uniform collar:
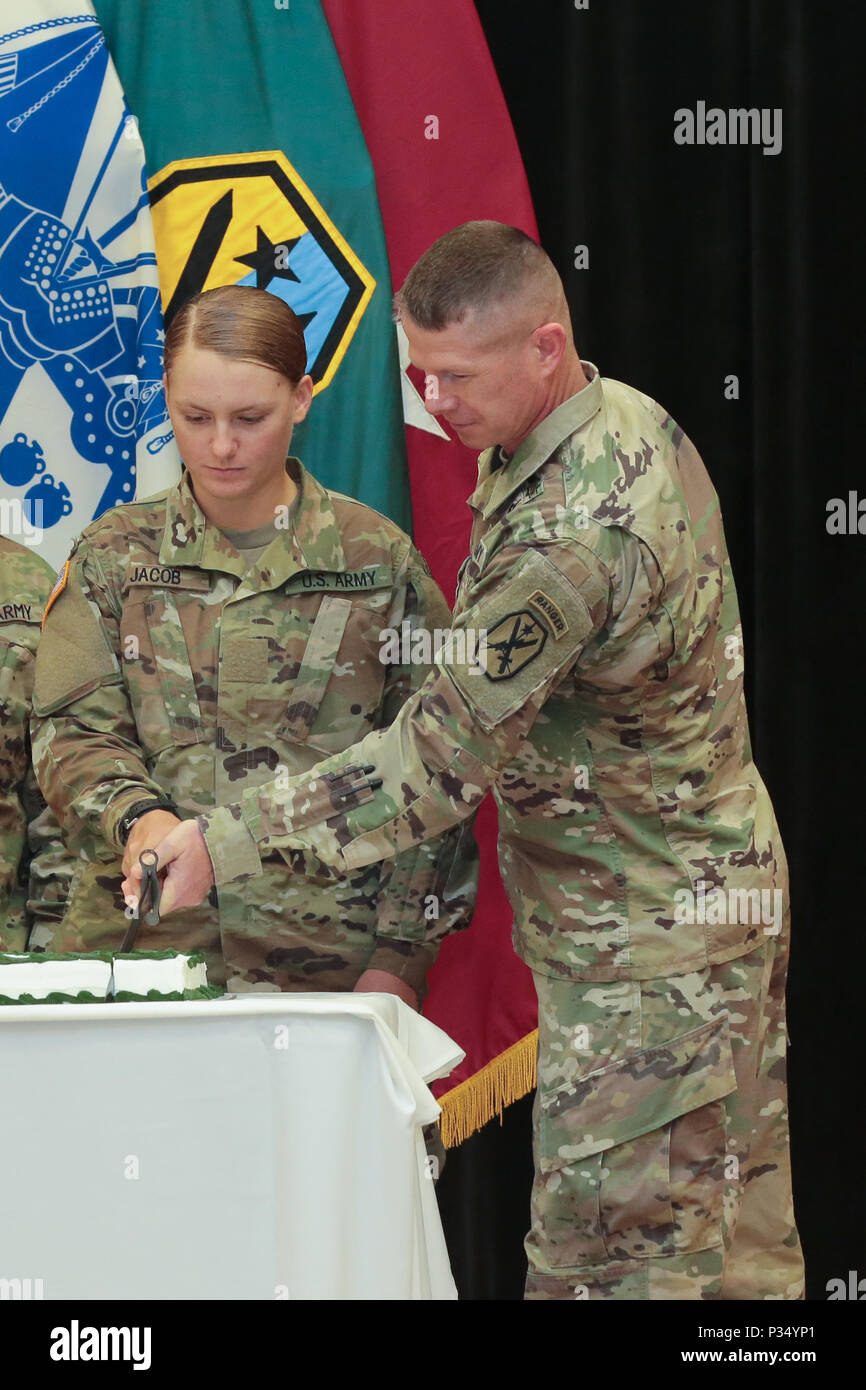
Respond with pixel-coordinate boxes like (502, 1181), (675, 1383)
(159, 458), (346, 584)
(469, 361), (603, 519)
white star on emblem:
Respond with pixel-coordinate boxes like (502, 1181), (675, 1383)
(396, 322), (448, 439)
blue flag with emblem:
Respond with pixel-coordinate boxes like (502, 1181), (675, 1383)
(0, 1), (174, 571)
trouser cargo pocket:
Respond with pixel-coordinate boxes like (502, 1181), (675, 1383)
(534, 1013), (738, 1268)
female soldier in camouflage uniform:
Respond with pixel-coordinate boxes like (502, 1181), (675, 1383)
(30, 285), (477, 1003)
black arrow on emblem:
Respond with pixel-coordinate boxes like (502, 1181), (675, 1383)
(164, 189), (234, 327)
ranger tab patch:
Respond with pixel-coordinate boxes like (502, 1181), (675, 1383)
(527, 589), (569, 640)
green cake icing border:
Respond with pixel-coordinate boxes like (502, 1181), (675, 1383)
(112, 984), (224, 1002)
(0, 991), (108, 1005)
(0, 985), (224, 1005)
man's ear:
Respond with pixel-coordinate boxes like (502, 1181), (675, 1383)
(532, 322), (568, 375)
(162, 371), (169, 398)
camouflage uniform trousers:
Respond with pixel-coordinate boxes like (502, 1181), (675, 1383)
(524, 913), (805, 1299)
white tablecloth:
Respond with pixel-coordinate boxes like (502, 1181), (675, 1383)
(0, 992), (464, 1299)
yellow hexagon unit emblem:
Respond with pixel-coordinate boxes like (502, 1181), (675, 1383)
(148, 150), (375, 394)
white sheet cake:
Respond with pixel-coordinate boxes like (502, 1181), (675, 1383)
(0, 950), (222, 1004)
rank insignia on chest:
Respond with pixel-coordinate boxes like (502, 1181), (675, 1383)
(482, 610), (548, 680)
(506, 476), (544, 512)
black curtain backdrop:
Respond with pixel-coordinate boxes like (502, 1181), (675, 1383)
(435, 0), (864, 1301)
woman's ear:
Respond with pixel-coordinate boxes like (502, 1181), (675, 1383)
(293, 374), (314, 423)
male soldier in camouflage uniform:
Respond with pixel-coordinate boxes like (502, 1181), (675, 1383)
(0, 535), (73, 951)
(134, 224), (805, 1300)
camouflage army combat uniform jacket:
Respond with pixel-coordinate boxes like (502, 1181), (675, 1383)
(0, 536), (73, 950)
(199, 364), (787, 986)
(30, 460), (478, 991)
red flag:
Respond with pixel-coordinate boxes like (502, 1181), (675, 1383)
(322, 0), (540, 1143)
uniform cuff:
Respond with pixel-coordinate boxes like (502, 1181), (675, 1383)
(367, 937), (438, 994)
(199, 804), (263, 885)
(103, 790), (164, 854)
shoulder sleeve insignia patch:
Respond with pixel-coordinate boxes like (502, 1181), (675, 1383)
(483, 610), (548, 681)
(439, 546), (604, 729)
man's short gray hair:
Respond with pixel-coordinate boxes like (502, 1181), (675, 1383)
(395, 221), (559, 331)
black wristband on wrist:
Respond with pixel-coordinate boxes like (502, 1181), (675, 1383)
(117, 799), (180, 846)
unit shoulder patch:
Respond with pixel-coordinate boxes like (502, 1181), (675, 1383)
(483, 610), (548, 681)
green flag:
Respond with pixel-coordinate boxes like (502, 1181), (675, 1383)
(92, 0), (410, 528)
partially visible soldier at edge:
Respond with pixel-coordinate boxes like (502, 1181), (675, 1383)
(0, 535), (73, 952)
(138, 223), (805, 1301)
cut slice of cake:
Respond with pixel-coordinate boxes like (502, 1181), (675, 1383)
(109, 950), (223, 1001)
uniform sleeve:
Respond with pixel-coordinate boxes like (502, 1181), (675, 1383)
(0, 635), (36, 950)
(30, 545), (166, 858)
(200, 538), (610, 884)
(366, 545), (480, 991)
(20, 765), (75, 942)
(0, 601), (74, 951)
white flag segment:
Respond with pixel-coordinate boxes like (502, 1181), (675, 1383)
(0, 1), (180, 572)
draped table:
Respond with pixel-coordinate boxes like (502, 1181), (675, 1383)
(0, 992), (463, 1299)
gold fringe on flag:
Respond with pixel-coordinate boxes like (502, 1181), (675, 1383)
(437, 1029), (538, 1148)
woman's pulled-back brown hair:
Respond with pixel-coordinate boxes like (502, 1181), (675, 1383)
(163, 284), (308, 385)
